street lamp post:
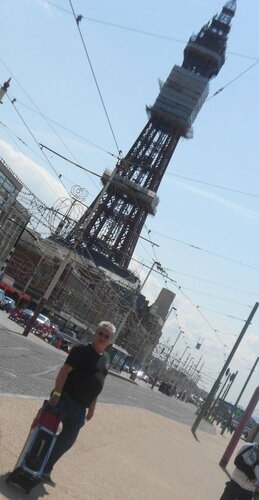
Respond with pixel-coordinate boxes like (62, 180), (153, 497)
(213, 371), (238, 425)
(112, 260), (161, 343)
(156, 330), (185, 379)
(191, 302), (259, 436)
(208, 370), (232, 421)
(221, 356), (259, 435)
(173, 345), (190, 372)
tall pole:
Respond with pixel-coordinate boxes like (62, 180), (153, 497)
(177, 360), (195, 395)
(112, 260), (160, 343)
(220, 373), (237, 403)
(220, 386), (259, 468)
(208, 371), (232, 421)
(214, 371), (238, 424)
(191, 302), (259, 435)
(172, 351), (191, 388)
(175, 346), (190, 369)
(23, 256), (44, 293)
(23, 162), (122, 336)
(221, 357), (259, 435)
(156, 331), (185, 379)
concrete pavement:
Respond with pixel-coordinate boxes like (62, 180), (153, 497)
(0, 311), (235, 498)
(0, 395), (235, 500)
(0, 310), (136, 385)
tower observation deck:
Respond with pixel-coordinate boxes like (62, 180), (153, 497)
(67, 1), (236, 271)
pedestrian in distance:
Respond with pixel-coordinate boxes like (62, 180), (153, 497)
(220, 442), (259, 500)
(40, 321), (115, 487)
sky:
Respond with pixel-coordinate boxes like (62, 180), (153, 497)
(0, 0), (258, 412)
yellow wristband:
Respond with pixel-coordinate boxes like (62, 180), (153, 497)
(53, 391), (61, 397)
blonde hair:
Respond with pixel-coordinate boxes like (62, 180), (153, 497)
(96, 321), (116, 337)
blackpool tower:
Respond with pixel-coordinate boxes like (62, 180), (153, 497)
(67, 1), (236, 271)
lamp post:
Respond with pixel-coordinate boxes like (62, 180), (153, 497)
(191, 302), (259, 436)
(208, 369), (232, 421)
(112, 260), (161, 343)
(174, 345), (190, 371)
(221, 357), (259, 435)
(156, 330), (185, 379)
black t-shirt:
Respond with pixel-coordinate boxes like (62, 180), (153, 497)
(63, 344), (110, 408)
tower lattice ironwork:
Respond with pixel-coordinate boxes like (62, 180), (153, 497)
(67, 1), (236, 270)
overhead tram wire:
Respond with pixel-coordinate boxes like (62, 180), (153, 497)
(180, 287), (251, 309)
(144, 224), (170, 290)
(0, 120), (63, 172)
(68, 0), (120, 155)
(127, 249), (229, 349)
(150, 230), (259, 273)
(0, 124), (62, 208)
(10, 133), (257, 306)
(7, 96), (117, 160)
(0, 57), (102, 189)
(162, 270), (228, 349)
(163, 265), (259, 298)
(207, 60), (259, 102)
(6, 111), (259, 282)
(40, 143), (102, 179)
(2, 108), (243, 347)
(150, 261), (229, 348)
(0, 119), (88, 197)
(167, 172), (259, 200)
(42, 0), (259, 62)
(195, 306), (246, 322)
(28, 144), (259, 302)
(65, 10), (259, 105)
(38, 147), (259, 301)
(6, 94), (71, 197)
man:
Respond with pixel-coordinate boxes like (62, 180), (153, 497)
(220, 442), (259, 500)
(41, 321), (116, 486)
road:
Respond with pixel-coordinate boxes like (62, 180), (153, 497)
(0, 314), (214, 434)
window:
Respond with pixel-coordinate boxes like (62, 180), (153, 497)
(0, 171), (6, 185)
(2, 178), (15, 193)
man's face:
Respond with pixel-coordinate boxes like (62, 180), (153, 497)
(93, 327), (113, 350)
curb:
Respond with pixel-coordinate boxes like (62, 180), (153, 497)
(108, 370), (138, 385)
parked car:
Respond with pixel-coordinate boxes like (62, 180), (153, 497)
(0, 289), (6, 308)
(4, 296), (16, 312)
(37, 314), (51, 327)
(22, 308), (34, 320)
(9, 308), (24, 323)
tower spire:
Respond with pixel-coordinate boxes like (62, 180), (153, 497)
(183, 1), (236, 79)
(224, 1), (237, 14)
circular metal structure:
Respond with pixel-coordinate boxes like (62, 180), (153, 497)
(70, 185), (88, 201)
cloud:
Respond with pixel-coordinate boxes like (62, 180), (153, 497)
(0, 139), (70, 206)
(173, 179), (259, 223)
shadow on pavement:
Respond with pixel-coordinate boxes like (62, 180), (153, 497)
(191, 429), (200, 442)
(219, 466), (232, 479)
(0, 473), (49, 498)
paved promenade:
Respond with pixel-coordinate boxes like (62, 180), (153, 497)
(0, 311), (235, 499)
(0, 395), (234, 500)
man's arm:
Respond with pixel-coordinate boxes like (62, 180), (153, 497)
(49, 364), (73, 406)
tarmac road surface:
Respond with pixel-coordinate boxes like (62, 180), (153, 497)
(0, 322), (214, 434)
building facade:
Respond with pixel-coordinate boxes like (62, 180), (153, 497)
(0, 158), (30, 271)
